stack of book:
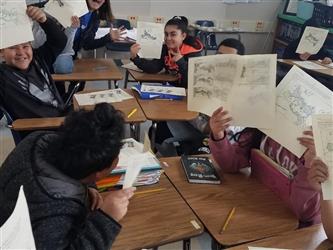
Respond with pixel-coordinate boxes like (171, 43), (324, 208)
(96, 138), (162, 191)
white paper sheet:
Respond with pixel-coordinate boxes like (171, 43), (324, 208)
(262, 66), (333, 158)
(44, 0), (88, 28)
(0, 186), (36, 249)
(296, 26), (329, 55)
(293, 60), (328, 70)
(188, 54), (276, 129)
(121, 62), (143, 72)
(312, 114), (333, 200)
(74, 89), (133, 106)
(136, 21), (164, 59)
(95, 27), (110, 39)
(0, 0), (34, 49)
(141, 84), (186, 96)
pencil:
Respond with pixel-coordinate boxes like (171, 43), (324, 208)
(134, 188), (166, 196)
(127, 108), (137, 118)
(220, 207), (236, 233)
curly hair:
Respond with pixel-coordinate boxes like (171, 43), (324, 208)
(47, 103), (125, 179)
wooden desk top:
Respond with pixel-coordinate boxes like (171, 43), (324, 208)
(12, 117), (65, 131)
(52, 59), (123, 81)
(134, 92), (198, 121)
(111, 174), (204, 250)
(128, 69), (178, 83)
(73, 89), (146, 123)
(278, 59), (333, 78)
(161, 156), (298, 247)
(228, 224), (333, 250)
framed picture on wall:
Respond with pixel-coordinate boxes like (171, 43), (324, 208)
(283, 0), (298, 15)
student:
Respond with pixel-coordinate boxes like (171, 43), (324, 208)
(209, 107), (321, 226)
(130, 16), (204, 88)
(0, 103), (135, 249)
(307, 157), (333, 241)
(159, 39), (245, 156)
(283, 18), (333, 64)
(0, 6), (67, 120)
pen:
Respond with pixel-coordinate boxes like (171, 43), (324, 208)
(134, 188), (166, 196)
(220, 207), (236, 234)
(127, 108), (137, 118)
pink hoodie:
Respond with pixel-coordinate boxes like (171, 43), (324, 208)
(209, 130), (321, 225)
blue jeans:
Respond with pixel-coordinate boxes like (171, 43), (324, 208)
(53, 54), (74, 74)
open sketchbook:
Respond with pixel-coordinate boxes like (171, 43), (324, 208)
(261, 66), (332, 158)
(0, 0), (34, 49)
(0, 186), (36, 249)
(74, 89), (133, 106)
(44, 0), (88, 28)
(312, 114), (333, 200)
(188, 54), (276, 129)
(296, 26), (329, 55)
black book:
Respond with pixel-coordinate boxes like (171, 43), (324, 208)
(181, 155), (221, 184)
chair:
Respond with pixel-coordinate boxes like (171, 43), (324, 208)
(195, 20), (218, 55)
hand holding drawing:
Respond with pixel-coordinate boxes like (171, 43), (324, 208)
(70, 16), (80, 29)
(26, 6), (47, 23)
(209, 107), (233, 141)
(299, 52), (312, 61)
(130, 43), (141, 59)
(322, 57), (333, 65)
(100, 187), (136, 222)
(169, 47), (183, 62)
(307, 157), (329, 191)
(88, 187), (103, 211)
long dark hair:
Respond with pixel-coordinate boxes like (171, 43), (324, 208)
(165, 16), (201, 49)
(231, 128), (264, 150)
(86, 0), (114, 21)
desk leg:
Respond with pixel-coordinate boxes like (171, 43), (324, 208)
(108, 80), (111, 89)
(114, 80), (119, 89)
(211, 239), (224, 250)
(183, 239), (191, 250)
(130, 123), (141, 141)
(124, 70), (129, 89)
(150, 121), (157, 151)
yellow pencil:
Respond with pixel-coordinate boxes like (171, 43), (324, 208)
(127, 108), (137, 118)
(220, 207), (236, 233)
(134, 188), (166, 196)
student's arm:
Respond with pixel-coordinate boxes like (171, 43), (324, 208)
(316, 47), (333, 63)
(208, 107), (252, 173)
(130, 44), (166, 73)
(175, 51), (202, 88)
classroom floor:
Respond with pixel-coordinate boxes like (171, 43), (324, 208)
(0, 57), (213, 250)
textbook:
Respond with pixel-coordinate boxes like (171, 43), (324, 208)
(132, 83), (186, 100)
(181, 155), (221, 184)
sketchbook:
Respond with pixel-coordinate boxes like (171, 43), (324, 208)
(188, 54), (277, 129)
(74, 89), (133, 106)
(296, 26), (329, 55)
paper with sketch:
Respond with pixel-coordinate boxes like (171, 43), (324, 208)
(0, 0), (34, 49)
(188, 54), (276, 129)
(141, 84), (186, 96)
(293, 60), (327, 70)
(74, 89), (133, 106)
(0, 186), (36, 249)
(248, 247), (290, 250)
(121, 62), (143, 72)
(136, 21), (164, 59)
(261, 66), (333, 158)
(44, 0), (88, 28)
(312, 114), (333, 200)
(122, 158), (142, 188)
(296, 26), (329, 55)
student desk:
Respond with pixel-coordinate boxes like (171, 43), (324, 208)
(52, 59), (123, 89)
(73, 89), (146, 141)
(11, 117), (65, 131)
(161, 156), (298, 249)
(228, 224), (333, 250)
(110, 174), (204, 250)
(124, 69), (178, 88)
(278, 59), (333, 78)
(134, 93), (198, 149)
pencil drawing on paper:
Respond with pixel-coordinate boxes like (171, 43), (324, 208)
(305, 32), (319, 47)
(0, 2), (26, 26)
(141, 29), (157, 40)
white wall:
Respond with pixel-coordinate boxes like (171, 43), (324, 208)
(110, 0), (284, 54)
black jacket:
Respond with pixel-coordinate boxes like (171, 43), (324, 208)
(0, 131), (121, 250)
(73, 12), (112, 57)
(0, 18), (67, 120)
(131, 39), (203, 88)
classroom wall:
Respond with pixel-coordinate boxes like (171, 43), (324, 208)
(110, 0), (284, 54)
